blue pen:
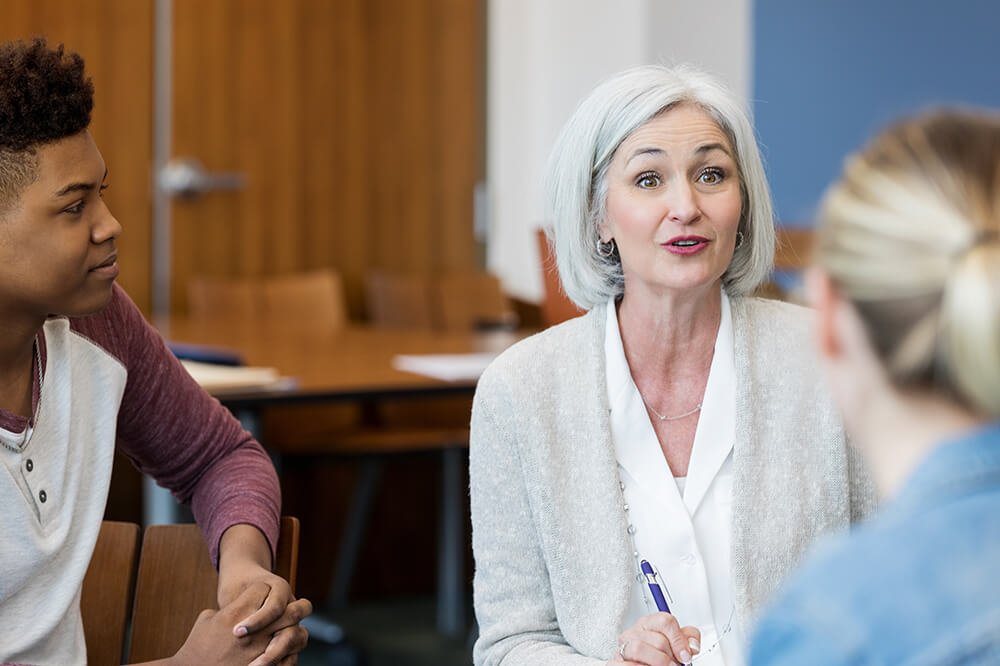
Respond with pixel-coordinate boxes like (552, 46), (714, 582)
(640, 559), (672, 613)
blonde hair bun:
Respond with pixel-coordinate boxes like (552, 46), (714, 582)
(817, 109), (1000, 417)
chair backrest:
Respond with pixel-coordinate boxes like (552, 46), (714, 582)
(431, 271), (515, 331)
(260, 269), (347, 329)
(535, 229), (582, 327)
(81, 521), (141, 666)
(365, 271), (436, 329)
(187, 276), (259, 320)
(128, 516), (300, 663)
(188, 270), (346, 329)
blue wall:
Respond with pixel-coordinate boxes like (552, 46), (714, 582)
(753, 0), (1000, 227)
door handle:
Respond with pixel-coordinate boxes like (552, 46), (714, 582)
(159, 157), (246, 198)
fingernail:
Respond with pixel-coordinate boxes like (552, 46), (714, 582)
(234, 624), (248, 637)
(689, 637), (701, 653)
(679, 649), (692, 662)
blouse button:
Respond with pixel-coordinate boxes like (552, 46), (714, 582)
(619, 481), (625, 491)
(39, 489), (47, 503)
(627, 524), (636, 535)
(623, 503), (630, 511)
(25, 459), (33, 472)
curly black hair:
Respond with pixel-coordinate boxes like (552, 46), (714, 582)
(0, 37), (94, 213)
(0, 37), (93, 151)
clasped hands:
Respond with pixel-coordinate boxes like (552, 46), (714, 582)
(612, 611), (701, 666)
(167, 562), (312, 665)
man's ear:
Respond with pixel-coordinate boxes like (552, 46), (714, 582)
(805, 266), (841, 358)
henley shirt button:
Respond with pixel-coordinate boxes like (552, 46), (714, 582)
(25, 459), (33, 472)
(39, 489), (47, 503)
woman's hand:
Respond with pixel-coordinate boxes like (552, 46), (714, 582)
(217, 525), (312, 666)
(613, 612), (701, 666)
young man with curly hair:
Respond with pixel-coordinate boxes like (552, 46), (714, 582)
(0, 38), (310, 665)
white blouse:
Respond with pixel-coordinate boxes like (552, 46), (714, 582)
(605, 292), (745, 665)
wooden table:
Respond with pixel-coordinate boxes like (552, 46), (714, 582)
(152, 319), (530, 638)
(162, 319), (524, 404)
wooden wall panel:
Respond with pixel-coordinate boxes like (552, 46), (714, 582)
(1, 1), (483, 319)
(299, 1), (339, 274)
(436, 0), (484, 269)
(329, 0), (370, 309)
(170, 0), (485, 318)
(0, 1), (154, 314)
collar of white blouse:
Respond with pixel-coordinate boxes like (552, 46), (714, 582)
(605, 291), (735, 516)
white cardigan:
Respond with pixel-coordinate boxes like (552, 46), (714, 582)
(469, 297), (875, 666)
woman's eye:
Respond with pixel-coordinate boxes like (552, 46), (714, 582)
(699, 168), (724, 185)
(636, 173), (660, 189)
(63, 202), (85, 215)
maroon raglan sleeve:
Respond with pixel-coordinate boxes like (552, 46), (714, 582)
(71, 284), (280, 566)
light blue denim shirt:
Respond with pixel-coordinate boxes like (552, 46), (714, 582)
(749, 421), (1000, 665)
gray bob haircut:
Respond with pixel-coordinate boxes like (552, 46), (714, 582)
(543, 64), (775, 310)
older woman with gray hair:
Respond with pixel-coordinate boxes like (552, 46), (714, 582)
(469, 64), (874, 666)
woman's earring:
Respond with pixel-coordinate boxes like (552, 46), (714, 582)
(735, 231), (745, 250)
(598, 237), (617, 258)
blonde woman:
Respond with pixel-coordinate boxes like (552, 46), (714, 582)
(470, 65), (874, 666)
(750, 110), (1000, 664)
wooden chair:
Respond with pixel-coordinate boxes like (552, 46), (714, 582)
(127, 516), (300, 663)
(187, 276), (259, 321)
(430, 271), (516, 331)
(535, 228), (583, 327)
(260, 270), (347, 329)
(188, 269), (346, 329)
(365, 271), (436, 329)
(366, 269), (515, 332)
(81, 521), (142, 666)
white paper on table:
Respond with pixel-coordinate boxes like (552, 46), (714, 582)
(180, 360), (294, 392)
(392, 352), (499, 382)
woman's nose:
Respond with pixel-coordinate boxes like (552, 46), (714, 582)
(664, 183), (701, 225)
